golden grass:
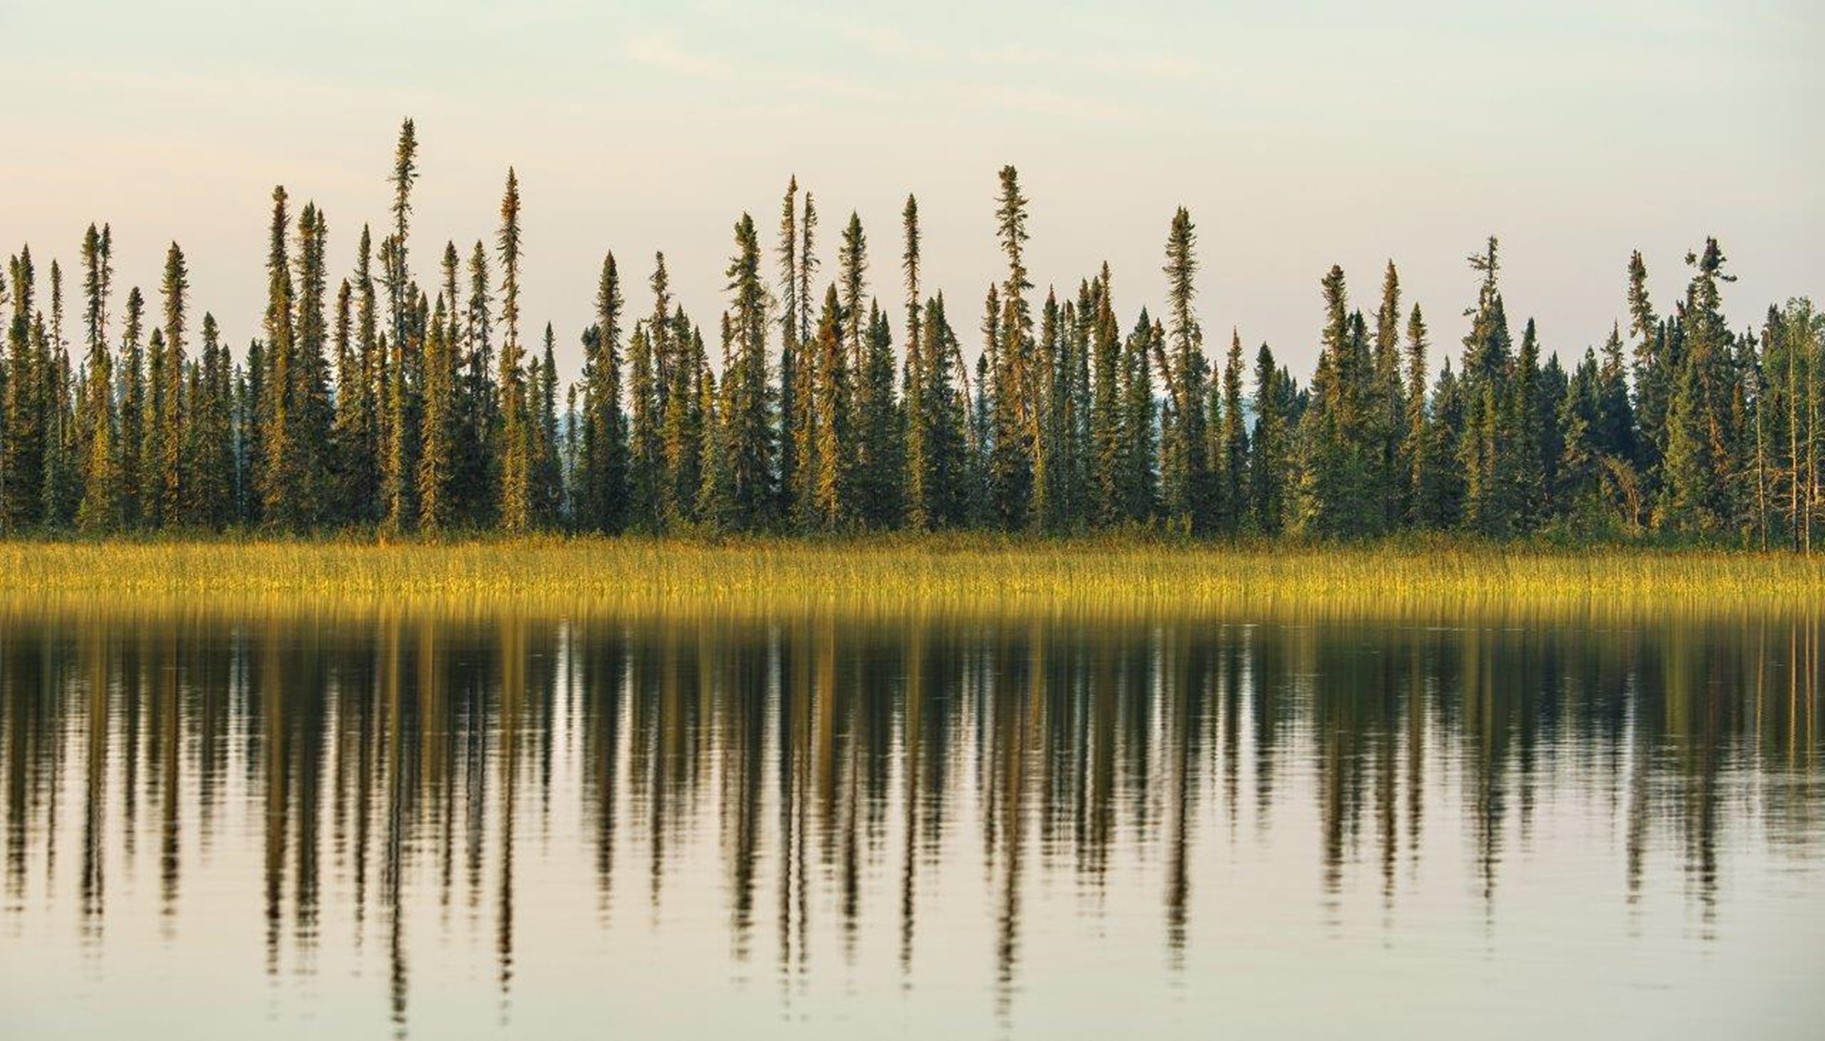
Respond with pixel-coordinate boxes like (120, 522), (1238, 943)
(1, 535), (1819, 623)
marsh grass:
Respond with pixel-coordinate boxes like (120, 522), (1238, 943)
(3, 534), (1819, 624)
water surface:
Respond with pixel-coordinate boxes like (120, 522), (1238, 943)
(2, 608), (1821, 1038)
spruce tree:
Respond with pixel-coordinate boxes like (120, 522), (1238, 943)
(917, 293), (969, 529)
(330, 276), (363, 523)
(1089, 267), (1124, 527)
(810, 285), (851, 529)
(293, 204), (333, 524)
(1121, 311), (1159, 524)
(992, 167), (1040, 529)
(1401, 305), (1434, 527)
(1457, 238), (1516, 534)
(1370, 261), (1407, 530)
(1219, 330), (1248, 533)
(1660, 238), (1736, 533)
(581, 251), (627, 532)
(534, 324), (562, 525)
(627, 319), (661, 532)
(1626, 250), (1667, 487)
(3, 248), (44, 530)
(659, 316), (706, 529)
(903, 195), (930, 529)
(387, 118), (419, 366)
(259, 187), (298, 528)
(696, 316), (734, 529)
(1158, 207), (1210, 531)
(149, 242), (188, 527)
(1250, 342), (1287, 534)
(118, 286), (146, 528)
(417, 294), (455, 531)
(190, 312), (235, 529)
(776, 178), (801, 520)
(723, 214), (774, 528)
(985, 282), (1030, 528)
(76, 225), (117, 532)
(460, 239), (494, 524)
(496, 167), (531, 533)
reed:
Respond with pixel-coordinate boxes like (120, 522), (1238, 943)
(3, 535), (1819, 623)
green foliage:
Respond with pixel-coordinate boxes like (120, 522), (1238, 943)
(6, 120), (1817, 552)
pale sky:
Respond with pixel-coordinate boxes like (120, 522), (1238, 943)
(2, 0), (1819, 380)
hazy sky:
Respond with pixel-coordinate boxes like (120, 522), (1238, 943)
(3, 0), (1819, 379)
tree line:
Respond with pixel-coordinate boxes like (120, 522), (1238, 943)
(2, 120), (1820, 546)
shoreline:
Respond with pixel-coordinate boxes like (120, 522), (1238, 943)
(5, 537), (1821, 620)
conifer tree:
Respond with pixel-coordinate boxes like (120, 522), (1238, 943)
(660, 317), (706, 529)
(41, 262), (80, 526)
(460, 240), (494, 524)
(1401, 305), (1435, 527)
(189, 311), (235, 529)
(788, 305), (821, 531)
(626, 318), (661, 533)
(1511, 317), (1546, 525)
(1090, 268), (1125, 526)
(149, 241), (188, 526)
(1250, 342), (1287, 534)
(77, 225), (117, 532)
(723, 214), (774, 528)
(1660, 238), (1736, 532)
(1121, 311), (1159, 524)
(916, 293), (969, 529)
(418, 294), (456, 531)
(330, 275), (363, 523)
(776, 178), (801, 519)
(118, 286), (146, 529)
(293, 205), (333, 523)
(985, 282), (1029, 528)
(496, 167), (531, 533)
(810, 285), (851, 529)
(3, 248), (44, 530)
(992, 167), (1039, 529)
(1457, 238), (1516, 534)
(903, 195), (931, 529)
(387, 118), (419, 364)
(861, 302), (902, 527)
(1626, 251), (1667, 487)
(1157, 207), (1210, 531)
(580, 251), (627, 532)
(1219, 329), (1248, 532)
(259, 187), (299, 527)
(1370, 261), (1407, 530)
(1294, 265), (1374, 536)
(697, 316), (734, 529)
(534, 324), (563, 525)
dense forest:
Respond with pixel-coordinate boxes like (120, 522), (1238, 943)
(2, 120), (1820, 546)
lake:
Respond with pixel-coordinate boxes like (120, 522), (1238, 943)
(2, 607), (1821, 1038)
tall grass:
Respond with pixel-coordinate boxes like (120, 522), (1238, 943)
(3, 535), (1819, 623)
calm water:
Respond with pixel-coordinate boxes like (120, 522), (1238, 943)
(2, 609), (1822, 1039)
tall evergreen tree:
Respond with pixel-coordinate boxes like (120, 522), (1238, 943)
(496, 167), (531, 533)
(1090, 267), (1125, 527)
(580, 251), (627, 532)
(1157, 207), (1210, 530)
(418, 294), (456, 531)
(776, 177), (802, 521)
(3, 248), (44, 530)
(1401, 305), (1437, 527)
(76, 225), (117, 532)
(722, 214), (774, 528)
(1660, 238), (1737, 532)
(1218, 329), (1248, 533)
(810, 285), (852, 529)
